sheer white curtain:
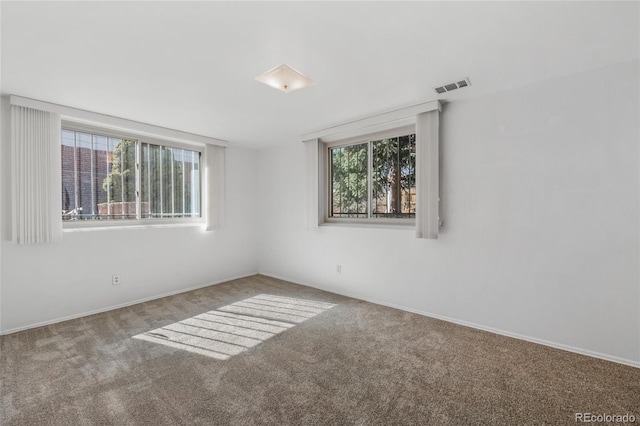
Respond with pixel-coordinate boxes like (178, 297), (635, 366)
(204, 144), (225, 231)
(415, 109), (440, 239)
(11, 105), (62, 244)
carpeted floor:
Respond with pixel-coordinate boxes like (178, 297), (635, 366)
(1, 274), (638, 425)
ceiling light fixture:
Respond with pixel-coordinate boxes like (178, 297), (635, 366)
(255, 64), (314, 94)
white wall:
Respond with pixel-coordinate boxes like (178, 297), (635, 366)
(257, 60), (640, 366)
(0, 100), (259, 332)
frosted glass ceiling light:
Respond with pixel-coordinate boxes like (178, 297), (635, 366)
(255, 64), (314, 93)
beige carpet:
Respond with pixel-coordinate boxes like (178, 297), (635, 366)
(1, 275), (638, 425)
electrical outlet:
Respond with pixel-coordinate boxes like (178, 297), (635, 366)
(112, 275), (121, 285)
(336, 264), (342, 274)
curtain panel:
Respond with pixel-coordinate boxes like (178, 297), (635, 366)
(415, 109), (440, 239)
(205, 144), (226, 231)
(304, 138), (320, 229)
(11, 105), (63, 244)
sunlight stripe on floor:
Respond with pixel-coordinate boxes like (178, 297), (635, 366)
(133, 294), (336, 359)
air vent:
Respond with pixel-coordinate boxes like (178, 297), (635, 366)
(434, 77), (471, 94)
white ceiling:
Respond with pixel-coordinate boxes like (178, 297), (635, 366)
(2, 1), (638, 148)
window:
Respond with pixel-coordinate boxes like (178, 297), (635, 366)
(306, 101), (439, 236)
(327, 128), (416, 222)
(140, 142), (201, 219)
(61, 125), (201, 223)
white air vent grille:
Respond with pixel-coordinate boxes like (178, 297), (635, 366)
(434, 78), (471, 94)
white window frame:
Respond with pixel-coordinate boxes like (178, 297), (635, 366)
(61, 121), (205, 230)
(321, 125), (416, 226)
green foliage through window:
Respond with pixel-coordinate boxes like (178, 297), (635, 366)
(329, 133), (416, 219)
(331, 143), (368, 217)
(372, 134), (416, 218)
(140, 143), (200, 218)
(102, 139), (136, 206)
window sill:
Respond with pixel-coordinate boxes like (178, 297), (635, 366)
(320, 219), (415, 230)
(63, 220), (205, 232)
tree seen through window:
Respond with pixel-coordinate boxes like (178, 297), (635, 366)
(329, 133), (416, 219)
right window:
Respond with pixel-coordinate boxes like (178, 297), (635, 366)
(328, 130), (416, 222)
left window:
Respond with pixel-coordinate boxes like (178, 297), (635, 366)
(61, 125), (201, 223)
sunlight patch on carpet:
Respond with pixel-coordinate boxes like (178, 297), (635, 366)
(133, 294), (336, 359)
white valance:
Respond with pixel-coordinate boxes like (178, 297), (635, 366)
(302, 100), (440, 142)
(10, 95), (227, 148)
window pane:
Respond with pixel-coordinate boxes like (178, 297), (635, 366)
(140, 143), (201, 219)
(372, 134), (416, 218)
(141, 143), (150, 218)
(173, 148), (184, 217)
(103, 138), (136, 220)
(76, 132), (92, 219)
(399, 134), (416, 216)
(183, 151), (193, 216)
(148, 143), (162, 218)
(330, 143), (368, 218)
(120, 140), (137, 219)
(61, 130), (76, 216)
(92, 135), (109, 219)
(61, 127), (201, 223)
(105, 137), (119, 217)
(189, 151), (201, 217)
(61, 130), (134, 221)
(161, 147), (173, 216)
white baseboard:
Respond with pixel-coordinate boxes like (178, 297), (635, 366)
(259, 272), (640, 369)
(0, 272), (259, 335)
